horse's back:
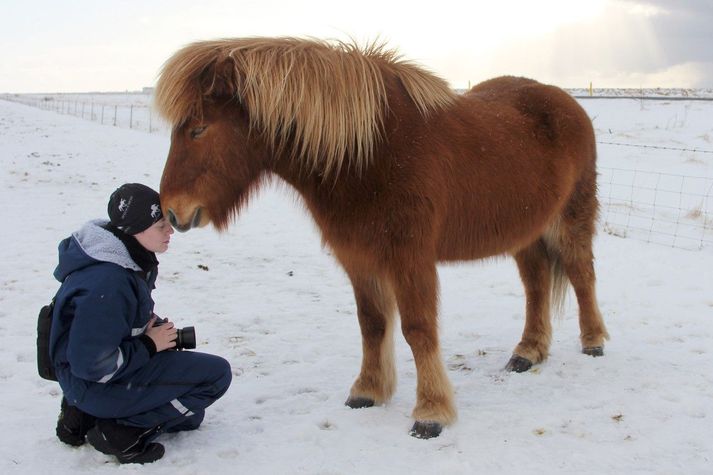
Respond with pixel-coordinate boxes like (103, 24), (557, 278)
(465, 76), (540, 100)
(465, 76), (593, 148)
(465, 76), (571, 106)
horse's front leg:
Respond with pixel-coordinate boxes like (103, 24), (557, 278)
(344, 270), (398, 409)
(390, 261), (456, 439)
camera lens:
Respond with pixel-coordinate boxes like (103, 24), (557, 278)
(176, 326), (196, 350)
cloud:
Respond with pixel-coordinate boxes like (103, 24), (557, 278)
(2, 0), (712, 91)
(613, 0), (713, 67)
(475, 0), (713, 88)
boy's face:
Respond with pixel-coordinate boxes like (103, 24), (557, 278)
(134, 217), (174, 253)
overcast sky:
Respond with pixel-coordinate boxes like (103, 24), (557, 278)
(1, 0), (712, 93)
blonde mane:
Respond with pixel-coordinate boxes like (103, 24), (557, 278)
(154, 37), (456, 176)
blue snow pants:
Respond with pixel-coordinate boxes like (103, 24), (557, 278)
(75, 350), (232, 432)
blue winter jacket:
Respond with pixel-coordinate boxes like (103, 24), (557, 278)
(50, 219), (158, 405)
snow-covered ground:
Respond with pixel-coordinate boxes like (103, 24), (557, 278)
(0, 93), (711, 474)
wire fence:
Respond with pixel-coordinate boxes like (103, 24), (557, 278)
(0, 94), (169, 133)
(597, 141), (713, 155)
(598, 167), (713, 250)
(3, 93), (712, 250)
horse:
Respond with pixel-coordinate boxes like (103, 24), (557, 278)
(154, 37), (609, 439)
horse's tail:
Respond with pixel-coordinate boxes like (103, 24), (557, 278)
(543, 220), (570, 320)
(548, 247), (569, 320)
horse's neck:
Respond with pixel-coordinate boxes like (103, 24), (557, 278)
(271, 165), (328, 208)
(270, 160), (367, 221)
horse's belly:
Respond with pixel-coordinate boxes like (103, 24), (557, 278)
(436, 226), (537, 261)
(436, 190), (567, 261)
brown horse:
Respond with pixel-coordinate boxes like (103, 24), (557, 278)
(154, 37), (609, 439)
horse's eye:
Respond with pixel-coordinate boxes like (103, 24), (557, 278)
(190, 126), (207, 139)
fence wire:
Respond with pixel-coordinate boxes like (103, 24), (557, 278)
(598, 167), (713, 250)
(597, 141), (713, 155)
(0, 94), (169, 133)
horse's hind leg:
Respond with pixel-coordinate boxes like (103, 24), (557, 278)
(507, 239), (553, 372)
(554, 169), (609, 355)
(556, 219), (609, 355)
(344, 269), (398, 409)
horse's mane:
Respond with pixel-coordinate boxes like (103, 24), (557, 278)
(154, 37), (456, 176)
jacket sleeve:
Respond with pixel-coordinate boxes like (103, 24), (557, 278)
(66, 270), (151, 383)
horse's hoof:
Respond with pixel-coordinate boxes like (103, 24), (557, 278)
(505, 355), (533, 373)
(409, 421), (443, 439)
(583, 346), (604, 357)
(345, 397), (374, 409)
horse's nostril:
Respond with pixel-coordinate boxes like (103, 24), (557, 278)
(192, 208), (202, 228)
(167, 208), (178, 228)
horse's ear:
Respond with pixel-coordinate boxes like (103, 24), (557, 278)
(201, 58), (238, 98)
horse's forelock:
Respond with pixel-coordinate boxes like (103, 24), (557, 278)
(154, 37), (457, 176)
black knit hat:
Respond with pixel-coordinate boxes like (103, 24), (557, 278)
(107, 183), (163, 235)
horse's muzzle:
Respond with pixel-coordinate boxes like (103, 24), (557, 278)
(167, 207), (202, 233)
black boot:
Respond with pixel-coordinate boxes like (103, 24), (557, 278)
(56, 397), (96, 446)
(86, 418), (164, 464)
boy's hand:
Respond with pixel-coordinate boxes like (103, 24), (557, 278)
(145, 316), (177, 352)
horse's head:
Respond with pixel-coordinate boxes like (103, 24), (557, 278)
(155, 38), (457, 233)
(159, 96), (268, 233)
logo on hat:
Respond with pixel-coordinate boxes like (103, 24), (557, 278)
(151, 204), (161, 219)
(118, 196), (133, 219)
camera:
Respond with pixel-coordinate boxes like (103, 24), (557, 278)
(153, 316), (196, 350)
(174, 326), (196, 350)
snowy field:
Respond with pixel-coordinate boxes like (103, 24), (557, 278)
(0, 92), (712, 474)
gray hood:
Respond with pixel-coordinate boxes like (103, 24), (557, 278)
(54, 219), (141, 282)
